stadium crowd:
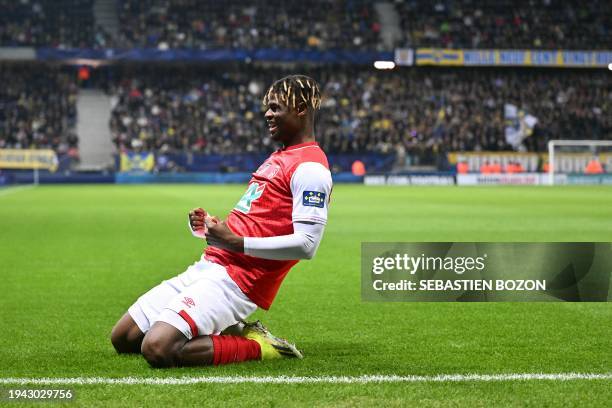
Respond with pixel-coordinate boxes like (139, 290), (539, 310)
(0, 0), (112, 49)
(2, 0), (609, 50)
(0, 62), (607, 166)
(107, 66), (611, 161)
(0, 65), (79, 158)
(0, 2), (609, 175)
(395, 0), (611, 49)
(116, 0), (380, 50)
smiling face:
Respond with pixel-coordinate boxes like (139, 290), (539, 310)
(264, 95), (303, 144)
(262, 75), (322, 147)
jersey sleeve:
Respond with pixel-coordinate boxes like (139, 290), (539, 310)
(290, 161), (333, 225)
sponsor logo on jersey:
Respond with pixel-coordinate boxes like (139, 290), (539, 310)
(235, 182), (266, 213)
(182, 297), (195, 308)
(302, 191), (326, 208)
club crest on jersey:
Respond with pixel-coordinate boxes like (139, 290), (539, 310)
(302, 191), (326, 208)
(255, 162), (280, 179)
(235, 182), (266, 213)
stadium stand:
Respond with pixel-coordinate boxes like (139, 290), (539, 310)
(107, 66), (610, 160)
(1, 1), (609, 51)
(0, 65), (79, 160)
(106, 66), (427, 155)
(0, 0), (110, 48)
(395, 0), (612, 49)
(117, 0), (381, 50)
(115, 0), (611, 51)
(0, 2), (609, 174)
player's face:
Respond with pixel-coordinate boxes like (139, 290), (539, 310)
(264, 95), (301, 143)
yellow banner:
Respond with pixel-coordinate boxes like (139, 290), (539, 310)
(415, 48), (464, 66)
(416, 49), (612, 68)
(0, 149), (58, 172)
(449, 152), (612, 173)
(120, 152), (155, 172)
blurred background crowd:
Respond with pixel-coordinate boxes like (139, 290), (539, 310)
(105, 66), (610, 158)
(117, 0), (379, 50)
(0, 65), (79, 157)
(396, 0), (610, 49)
(1, 65), (607, 161)
(0, 0), (609, 171)
(1, 0), (609, 50)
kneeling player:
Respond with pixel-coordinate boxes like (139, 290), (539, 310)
(110, 75), (332, 367)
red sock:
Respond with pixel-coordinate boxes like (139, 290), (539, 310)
(210, 335), (261, 365)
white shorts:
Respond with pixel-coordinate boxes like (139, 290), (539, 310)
(128, 258), (257, 340)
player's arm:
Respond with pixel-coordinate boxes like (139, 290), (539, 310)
(243, 221), (324, 260)
(205, 162), (332, 259)
(205, 219), (324, 260)
(242, 161), (332, 260)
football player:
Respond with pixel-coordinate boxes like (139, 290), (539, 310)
(110, 75), (332, 367)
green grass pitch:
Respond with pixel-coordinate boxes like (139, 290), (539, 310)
(0, 184), (611, 407)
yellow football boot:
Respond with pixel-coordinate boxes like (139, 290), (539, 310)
(243, 321), (303, 360)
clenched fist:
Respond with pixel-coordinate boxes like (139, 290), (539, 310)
(189, 207), (207, 233)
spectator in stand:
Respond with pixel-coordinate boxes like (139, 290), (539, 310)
(0, 65), (79, 158)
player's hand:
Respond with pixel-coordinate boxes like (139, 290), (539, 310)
(205, 217), (244, 253)
(188, 207), (209, 238)
(189, 207), (207, 231)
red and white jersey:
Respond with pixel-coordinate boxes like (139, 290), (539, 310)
(205, 141), (332, 309)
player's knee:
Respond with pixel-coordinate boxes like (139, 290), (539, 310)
(110, 322), (141, 354)
(110, 324), (131, 354)
(110, 328), (123, 353)
(141, 335), (177, 368)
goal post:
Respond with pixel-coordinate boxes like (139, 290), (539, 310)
(547, 140), (612, 185)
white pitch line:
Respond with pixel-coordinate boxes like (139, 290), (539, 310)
(0, 185), (36, 198)
(0, 373), (611, 385)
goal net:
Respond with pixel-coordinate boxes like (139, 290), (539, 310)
(547, 140), (612, 185)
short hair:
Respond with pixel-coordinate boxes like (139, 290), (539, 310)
(262, 75), (322, 111)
